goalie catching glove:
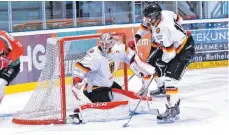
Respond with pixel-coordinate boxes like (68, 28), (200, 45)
(71, 76), (87, 101)
(128, 34), (141, 51)
(71, 63), (90, 102)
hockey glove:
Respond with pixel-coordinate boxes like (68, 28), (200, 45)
(128, 34), (141, 51)
(72, 77), (86, 101)
(0, 56), (12, 70)
(186, 30), (191, 36)
(155, 58), (167, 76)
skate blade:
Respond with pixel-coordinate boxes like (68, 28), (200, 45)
(150, 94), (166, 98)
(157, 118), (176, 124)
(123, 123), (129, 128)
(129, 109), (158, 115)
(175, 115), (180, 120)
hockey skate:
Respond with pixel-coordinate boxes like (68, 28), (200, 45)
(174, 99), (180, 120)
(150, 86), (166, 97)
(157, 100), (180, 124)
(68, 113), (83, 124)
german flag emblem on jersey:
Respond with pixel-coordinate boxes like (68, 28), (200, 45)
(109, 61), (115, 73)
(156, 28), (160, 33)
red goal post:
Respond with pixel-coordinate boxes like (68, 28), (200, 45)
(12, 32), (129, 125)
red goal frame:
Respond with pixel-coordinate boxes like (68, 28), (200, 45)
(12, 33), (128, 125)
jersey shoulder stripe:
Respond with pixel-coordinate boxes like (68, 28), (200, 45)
(75, 62), (91, 73)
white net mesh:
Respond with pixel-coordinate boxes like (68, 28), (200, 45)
(13, 34), (128, 124)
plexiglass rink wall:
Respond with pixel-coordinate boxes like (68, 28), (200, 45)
(0, 1), (228, 32)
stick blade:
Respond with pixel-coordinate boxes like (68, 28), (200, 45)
(123, 123), (129, 127)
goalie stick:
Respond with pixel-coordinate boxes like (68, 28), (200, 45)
(123, 28), (161, 127)
(123, 75), (157, 128)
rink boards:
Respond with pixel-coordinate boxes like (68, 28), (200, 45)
(5, 19), (228, 94)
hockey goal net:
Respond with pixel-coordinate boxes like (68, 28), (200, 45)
(12, 33), (129, 125)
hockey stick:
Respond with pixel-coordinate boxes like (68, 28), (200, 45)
(121, 28), (139, 88)
(141, 76), (151, 112)
(123, 45), (161, 127)
(132, 28), (139, 54)
(123, 76), (155, 128)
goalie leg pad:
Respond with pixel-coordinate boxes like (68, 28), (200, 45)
(83, 87), (114, 103)
(136, 75), (153, 96)
(112, 88), (153, 114)
(69, 101), (129, 123)
(69, 113), (83, 124)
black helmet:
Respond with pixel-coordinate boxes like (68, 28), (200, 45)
(143, 3), (162, 20)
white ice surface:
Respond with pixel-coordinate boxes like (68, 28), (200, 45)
(0, 67), (228, 135)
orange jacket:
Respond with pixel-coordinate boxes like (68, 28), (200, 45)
(0, 30), (24, 62)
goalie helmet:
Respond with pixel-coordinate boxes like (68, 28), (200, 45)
(143, 3), (162, 23)
(99, 33), (115, 55)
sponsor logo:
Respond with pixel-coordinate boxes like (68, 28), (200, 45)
(90, 102), (108, 108)
(20, 44), (46, 72)
(188, 60), (228, 69)
(194, 43), (228, 52)
(156, 35), (163, 40)
(191, 51), (228, 62)
(136, 38), (149, 47)
(192, 29), (229, 44)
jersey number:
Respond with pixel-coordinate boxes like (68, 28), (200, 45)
(109, 61), (115, 74)
(174, 20), (186, 35)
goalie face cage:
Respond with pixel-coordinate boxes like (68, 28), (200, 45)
(12, 33), (128, 125)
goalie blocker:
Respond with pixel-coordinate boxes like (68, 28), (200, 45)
(69, 33), (155, 124)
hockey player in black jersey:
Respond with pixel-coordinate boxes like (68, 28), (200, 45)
(129, 3), (195, 123)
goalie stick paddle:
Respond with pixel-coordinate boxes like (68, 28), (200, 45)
(123, 76), (154, 128)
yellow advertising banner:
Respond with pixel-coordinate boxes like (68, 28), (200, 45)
(188, 60), (228, 69)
